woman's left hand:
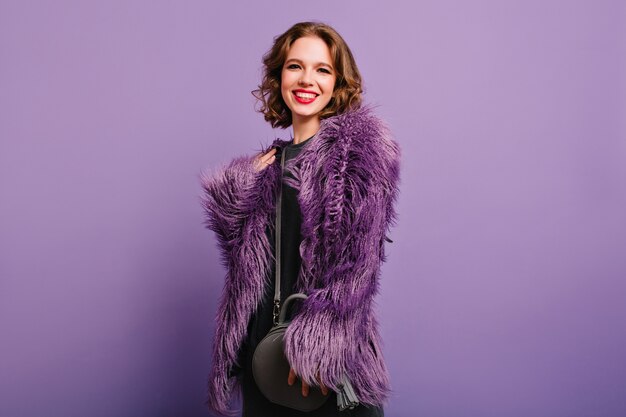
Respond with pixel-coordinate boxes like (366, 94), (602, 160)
(288, 367), (329, 397)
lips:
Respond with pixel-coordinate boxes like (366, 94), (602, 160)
(293, 90), (319, 104)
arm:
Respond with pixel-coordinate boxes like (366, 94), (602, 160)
(283, 125), (401, 397)
(199, 152), (264, 415)
(199, 153), (262, 255)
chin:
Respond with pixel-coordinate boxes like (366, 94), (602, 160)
(293, 108), (321, 118)
(290, 103), (329, 119)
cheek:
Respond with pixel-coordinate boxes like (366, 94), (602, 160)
(281, 70), (296, 86)
(281, 74), (298, 97)
(322, 77), (336, 94)
(280, 77), (290, 97)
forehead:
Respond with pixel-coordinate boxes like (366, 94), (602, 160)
(285, 36), (333, 65)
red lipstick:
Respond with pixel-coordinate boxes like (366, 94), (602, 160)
(292, 89), (319, 104)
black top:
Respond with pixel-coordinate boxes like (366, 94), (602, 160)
(232, 133), (384, 417)
(240, 134), (313, 373)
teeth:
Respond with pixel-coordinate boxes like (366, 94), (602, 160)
(295, 92), (317, 99)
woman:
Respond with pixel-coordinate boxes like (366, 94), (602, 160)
(200, 21), (401, 416)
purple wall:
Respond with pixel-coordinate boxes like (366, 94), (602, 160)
(1, 1), (625, 416)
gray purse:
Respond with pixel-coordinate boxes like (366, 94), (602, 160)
(251, 293), (330, 411)
(251, 146), (359, 412)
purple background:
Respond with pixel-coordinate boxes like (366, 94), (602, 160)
(1, 1), (625, 416)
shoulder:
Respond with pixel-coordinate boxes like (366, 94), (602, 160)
(321, 104), (401, 182)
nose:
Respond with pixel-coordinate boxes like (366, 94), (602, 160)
(298, 69), (313, 86)
(298, 78), (312, 86)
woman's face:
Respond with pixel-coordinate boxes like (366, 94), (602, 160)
(281, 36), (336, 123)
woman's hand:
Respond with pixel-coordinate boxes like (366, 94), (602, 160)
(288, 367), (329, 397)
(253, 148), (277, 172)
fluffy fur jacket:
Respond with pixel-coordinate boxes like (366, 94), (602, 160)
(199, 104), (401, 416)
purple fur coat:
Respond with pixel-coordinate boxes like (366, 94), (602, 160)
(199, 104), (401, 416)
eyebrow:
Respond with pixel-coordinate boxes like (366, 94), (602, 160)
(285, 58), (334, 70)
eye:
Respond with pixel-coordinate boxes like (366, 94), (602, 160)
(287, 64), (300, 69)
(319, 68), (331, 74)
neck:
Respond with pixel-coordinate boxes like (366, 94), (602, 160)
(291, 113), (321, 144)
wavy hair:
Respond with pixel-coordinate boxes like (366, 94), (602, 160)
(252, 21), (364, 129)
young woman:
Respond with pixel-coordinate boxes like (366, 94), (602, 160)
(200, 21), (401, 416)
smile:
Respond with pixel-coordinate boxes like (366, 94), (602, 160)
(293, 91), (318, 104)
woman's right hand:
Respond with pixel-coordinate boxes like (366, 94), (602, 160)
(253, 148), (277, 172)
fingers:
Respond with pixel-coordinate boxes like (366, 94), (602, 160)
(288, 367), (328, 397)
(288, 367), (296, 386)
(253, 148), (277, 172)
(316, 371), (329, 396)
(288, 367), (309, 397)
(261, 147), (277, 163)
(255, 148), (276, 171)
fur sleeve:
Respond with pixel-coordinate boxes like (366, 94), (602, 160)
(283, 118), (401, 405)
(199, 153), (261, 256)
(199, 153), (262, 416)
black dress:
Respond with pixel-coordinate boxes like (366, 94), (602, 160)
(234, 134), (385, 417)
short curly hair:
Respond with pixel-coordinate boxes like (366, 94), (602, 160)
(251, 21), (364, 129)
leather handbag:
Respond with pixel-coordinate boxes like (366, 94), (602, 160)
(252, 293), (329, 411)
(251, 146), (359, 412)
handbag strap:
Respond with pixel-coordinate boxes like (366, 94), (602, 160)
(272, 146), (287, 326)
(279, 293), (308, 323)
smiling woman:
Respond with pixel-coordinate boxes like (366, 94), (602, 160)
(202, 21), (399, 417)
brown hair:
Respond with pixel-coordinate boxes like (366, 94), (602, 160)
(251, 21), (364, 129)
